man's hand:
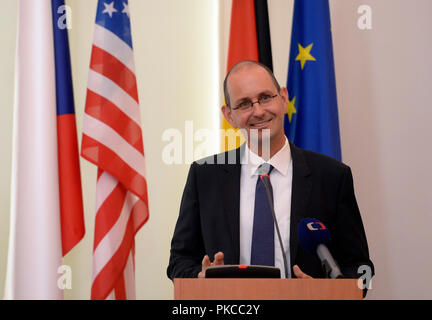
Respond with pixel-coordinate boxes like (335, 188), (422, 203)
(293, 264), (313, 279)
(198, 251), (224, 278)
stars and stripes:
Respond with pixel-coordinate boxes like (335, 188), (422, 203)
(81, 0), (149, 300)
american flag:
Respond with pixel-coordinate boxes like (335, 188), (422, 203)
(81, 0), (149, 300)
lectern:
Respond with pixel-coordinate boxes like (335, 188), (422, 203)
(174, 278), (363, 300)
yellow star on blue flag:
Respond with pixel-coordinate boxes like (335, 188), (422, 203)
(296, 43), (316, 70)
(285, 0), (341, 161)
(286, 96), (297, 122)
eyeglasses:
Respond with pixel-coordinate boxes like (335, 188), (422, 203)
(231, 94), (279, 111)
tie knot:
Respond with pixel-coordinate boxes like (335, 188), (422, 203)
(257, 163), (274, 176)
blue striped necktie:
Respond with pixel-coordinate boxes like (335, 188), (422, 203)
(251, 164), (275, 266)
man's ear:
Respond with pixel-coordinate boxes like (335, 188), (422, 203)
(221, 105), (238, 129)
(280, 87), (289, 104)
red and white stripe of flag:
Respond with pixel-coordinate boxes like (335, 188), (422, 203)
(81, 23), (149, 300)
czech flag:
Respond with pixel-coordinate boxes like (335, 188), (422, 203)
(5, 0), (84, 299)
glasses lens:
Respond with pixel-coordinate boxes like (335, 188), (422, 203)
(237, 101), (252, 110)
(260, 94), (276, 105)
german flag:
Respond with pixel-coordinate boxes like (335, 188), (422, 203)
(222, 0), (273, 151)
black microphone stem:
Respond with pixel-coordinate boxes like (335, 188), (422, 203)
(261, 176), (289, 279)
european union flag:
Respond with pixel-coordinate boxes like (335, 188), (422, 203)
(285, 0), (341, 161)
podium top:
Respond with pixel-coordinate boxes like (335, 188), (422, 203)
(174, 278), (363, 300)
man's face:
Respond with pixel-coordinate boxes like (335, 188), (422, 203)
(222, 65), (288, 148)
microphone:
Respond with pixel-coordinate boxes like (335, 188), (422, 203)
(297, 218), (343, 279)
(259, 173), (289, 278)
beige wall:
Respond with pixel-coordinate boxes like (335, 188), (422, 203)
(0, 0), (17, 300)
(330, 0), (432, 299)
(1, 0), (431, 299)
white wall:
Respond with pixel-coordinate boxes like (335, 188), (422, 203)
(1, 0), (431, 300)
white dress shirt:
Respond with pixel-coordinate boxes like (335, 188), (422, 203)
(239, 137), (293, 278)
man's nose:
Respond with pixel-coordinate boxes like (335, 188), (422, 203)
(251, 101), (266, 116)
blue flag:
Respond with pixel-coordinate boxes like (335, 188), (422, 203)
(285, 0), (341, 161)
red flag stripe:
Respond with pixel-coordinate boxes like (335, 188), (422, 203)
(123, 250), (136, 299)
(83, 6), (148, 300)
(93, 24), (135, 72)
(82, 114), (146, 177)
(85, 89), (144, 154)
(57, 115), (85, 256)
(87, 69), (141, 126)
(102, 251), (135, 300)
(227, 0), (259, 71)
(114, 273), (127, 300)
(93, 174), (147, 252)
(91, 198), (148, 300)
(105, 240), (137, 300)
(92, 190), (147, 284)
(93, 183), (127, 249)
(90, 45), (139, 103)
(93, 190), (137, 279)
(96, 170), (118, 211)
(222, 0), (260, 151)
(81, 134), (148, 201)
(91, 212), (135, 300)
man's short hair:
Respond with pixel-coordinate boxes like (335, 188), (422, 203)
(223, 60), (281, 107)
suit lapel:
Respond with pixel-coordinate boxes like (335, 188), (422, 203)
(289, 143), (312, 270)
(217, 143), (312, 268)
(219, 146), (243, 263)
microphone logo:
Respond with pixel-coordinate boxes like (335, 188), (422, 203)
(306, 221), (327, 231)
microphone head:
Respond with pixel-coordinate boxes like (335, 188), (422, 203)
(298, 218), (331, 254)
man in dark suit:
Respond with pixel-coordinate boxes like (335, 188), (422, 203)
(167, 60), (374, 283)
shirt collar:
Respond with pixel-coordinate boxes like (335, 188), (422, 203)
(241, 137), (291, 177)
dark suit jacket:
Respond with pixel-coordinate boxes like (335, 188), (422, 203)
(167, 142), (374, 281)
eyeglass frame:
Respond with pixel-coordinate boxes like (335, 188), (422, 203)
(230, 93), (279, 111)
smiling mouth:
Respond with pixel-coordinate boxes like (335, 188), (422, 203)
(249, 119), (272, 129)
